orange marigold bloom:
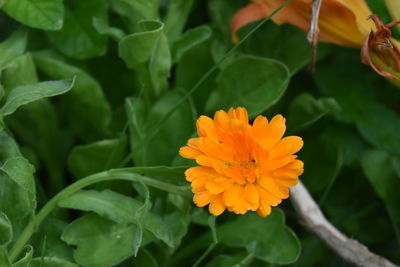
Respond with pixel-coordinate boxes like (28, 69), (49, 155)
(179, 107), (304, 217)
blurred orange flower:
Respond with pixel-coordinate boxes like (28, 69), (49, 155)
(231, 0), (400, 79)
(179, 107), (304, 217)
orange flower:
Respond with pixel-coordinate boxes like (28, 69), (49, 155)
(179, 107), (304, 217)
(231, 0), (375, 47)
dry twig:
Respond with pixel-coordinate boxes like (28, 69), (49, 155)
(290, 181), (397, 267)
(307, 0), (323, 71)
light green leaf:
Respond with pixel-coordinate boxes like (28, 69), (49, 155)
(0, 212), (12, 247)
(29, 257), (78, 267)
(205, 56), (290, 118)
(119, 20), (171, 99)
(1, 53), (38, 93)
(58, 190), (172, 247)
(1, 157), (35, 194)
(218, 210), (301, 264)
(172, 25), (212, 62)
(13, 246), (33, 267)
(62, 213), (151, 267)
(206, 253), (250, 267)
(67, 136), (127, 178)
(0, 78), (75, 117)
(0, 29), (27, 69)
(111, 0), (158, 20)
(164, 0), (194, 43)
(287, 93), (340, 133)
(2, 0), (63, 30)
(46, 0), (108, 59)
(0, 0), (6, 8)
(33, 53), (112, 141)
(92, 17), (125, 41)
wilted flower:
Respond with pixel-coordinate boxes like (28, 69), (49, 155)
(179, 107), (304, 217)
(361, 15), (400, 79)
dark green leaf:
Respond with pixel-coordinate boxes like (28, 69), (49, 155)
(58, 190), (172, 247)
(172, 25), (212, 62)
(13, 246), (33, 267)
(206, 56), (290, 117)
(119, 20), (171, 99)
(362, 150), (400, 232)
(33, 53), (112, 141)
(67, 136), (127, 178)
(29, 257), (78, 267)
(62, 213), (152, 267)
(164, 0), (195, 43)
(0, 79), (75, 117)
(218, 210), (301, 264)
(287, 93), (340, 133)
(46, 0), (108, 59)
(0, 212), (12, 246)
(0, 29), (27, 69)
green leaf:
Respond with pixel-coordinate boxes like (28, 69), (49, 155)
(2, 0), (63, 30)
(33, 53), (112, 141)
(67, 136), (127, 178)
(205, 56), (290, 118)
(58, 190), (172, 247)
(133, 249), (159, 267)
(172, 25), (212, 62)
(119, 20), (171, 99)
(356, 104), (400, 156)
(164, 0), (194, 43)
(0, 78), (75, 117)
(0, 29), (27, 69)
(0, 247), (11, 267)
(0, 212), (12, 247)
(362, 150), (400, 232)
(0, 0), (6, 8)
(112, 0), (158, 20)
(92, 17), (125, 41)
(1, 53), (38, 93)
(287, 93), (340, 133)
(13, 246), (33, 267)
(1, 157), (35, 195)
(206, 253), (250, 267)
(62, 213), (152, 267)
(126, 91), (196, 166)
(46, 0), (108, 59)
(29, 257), (78, 267)
(218, 210), (301, 264)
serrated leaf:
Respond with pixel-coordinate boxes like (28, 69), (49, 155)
(2, 0), (63, 30)
(218, 210), (301, 264)
(205, 56), (290, 118)
(0, 79), (74, 117)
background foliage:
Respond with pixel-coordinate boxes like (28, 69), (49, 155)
(0, 0), (399, 266)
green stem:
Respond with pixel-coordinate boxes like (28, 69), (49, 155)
(9, 168), (190, 262)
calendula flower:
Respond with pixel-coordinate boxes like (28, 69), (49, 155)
(179, 107), (304, 217)
(361, 15), (400, 79)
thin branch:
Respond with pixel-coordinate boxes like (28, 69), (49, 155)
(290, 181), (397, 267)
(307, 0), (323, 72)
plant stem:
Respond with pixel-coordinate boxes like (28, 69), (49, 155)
(9, 168), (190, 262)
